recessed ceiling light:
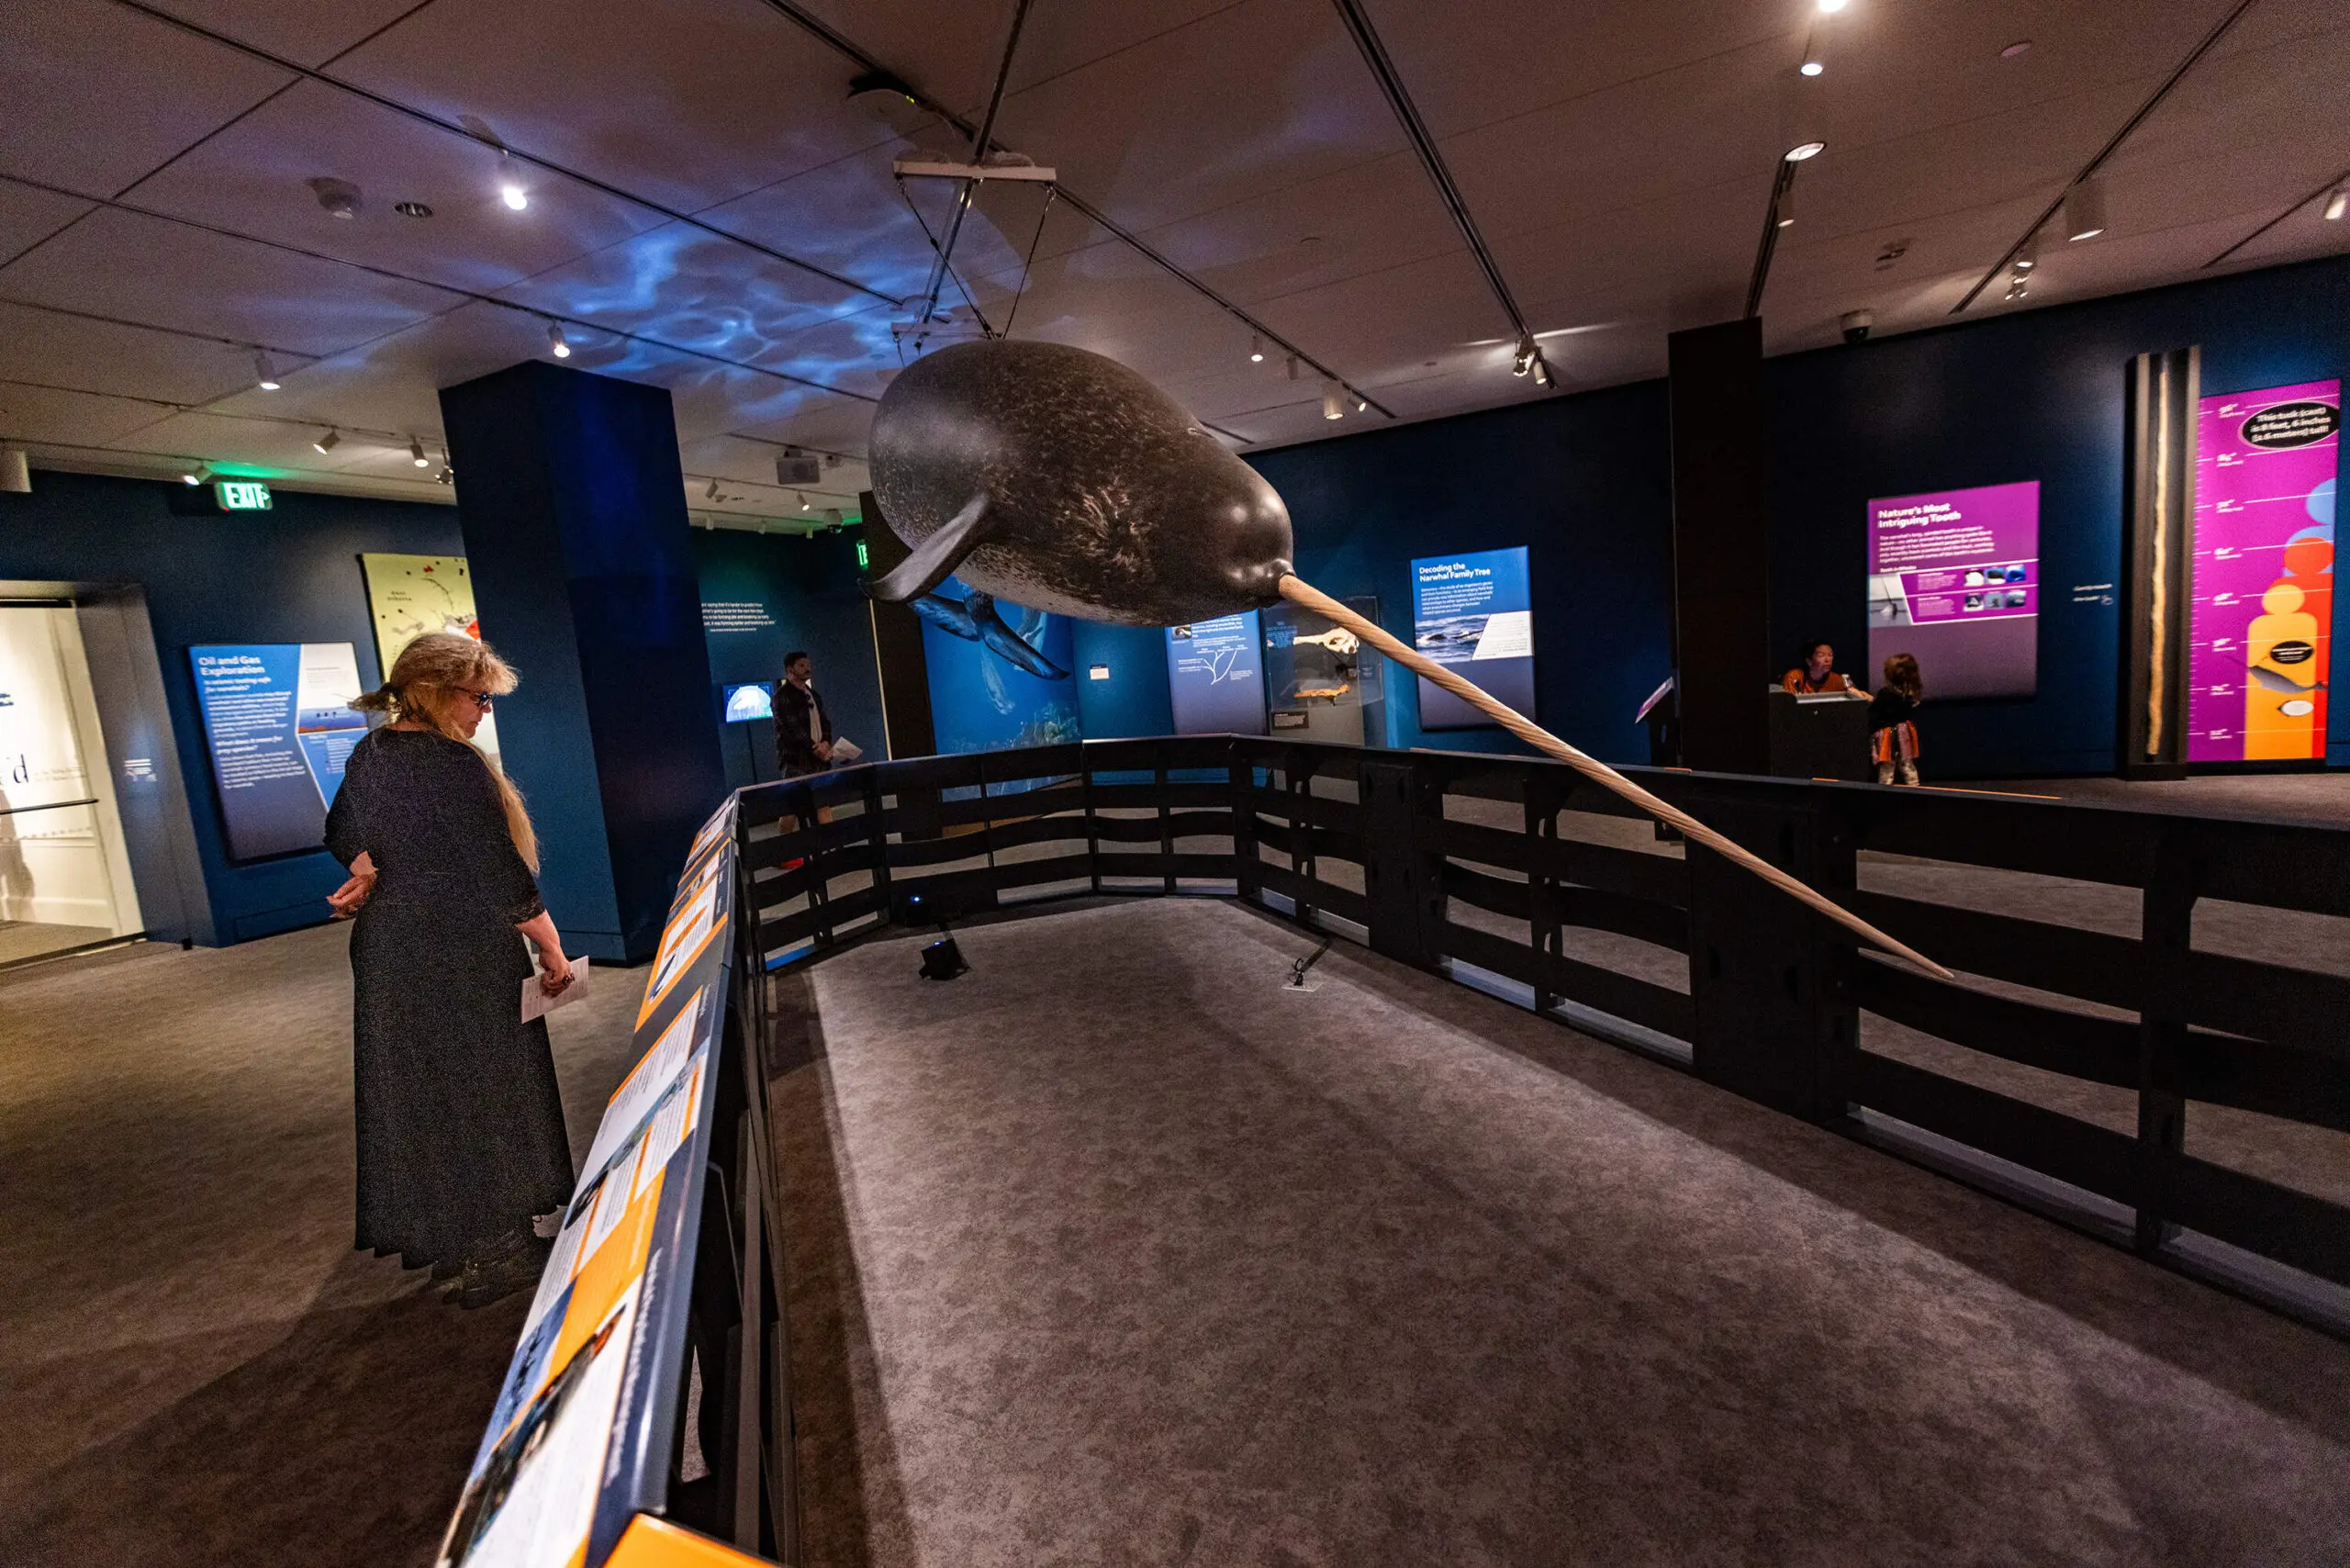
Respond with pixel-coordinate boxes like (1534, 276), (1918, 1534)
(313, 429), (341, 454)
(409, 438), (430, 468)
(1800, 61), (1824, 76)
(2000, 39), (2032, 60)
(1784, 140), (1826, 162)
(500, 183), (528, 211)
(394, 201), (433, 218)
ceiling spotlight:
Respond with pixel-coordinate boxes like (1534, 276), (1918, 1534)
(547, 321), (571, 358)
(1249, 334), (1265, 364)
(1321, 379), (1345, 420)
(183, 465), (211, 487)
(253, 349), (280, 390)
(2064, 175), (2108, 241)
(435, 464), (453, 486)
(1800, 61), (1824, 76)
(1511, 340), (1534, 376)
(799, 492), (811, 511)
(1353, 391), (1369, 412)
(1531, 359), (1551, 388)
(1818, 0), (1848, 11)
(2327, 188), (2348, 222)
(1784, 140), (1826, 162)
(1776, 184), (1796, 229)
(409, 438), (430, 468)
(1285, 354), (1300, 381)
(500, 183), (528, 211)
(312, 428), (341, 454)
(2012, 235), (2038, 272)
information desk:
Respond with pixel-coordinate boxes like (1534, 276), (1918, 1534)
(1765, 688), (1874, 781)
(439, 799), (786, 1568)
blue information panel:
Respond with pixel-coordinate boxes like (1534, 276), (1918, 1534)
(1165, 610), (1267, 735)
(188, 643), (367, 860)
(1410, 548), (1535, 731)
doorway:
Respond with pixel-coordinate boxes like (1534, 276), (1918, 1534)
(0, 603), (145, 964)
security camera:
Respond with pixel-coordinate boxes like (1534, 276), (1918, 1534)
(1840, 309), (1874, 344)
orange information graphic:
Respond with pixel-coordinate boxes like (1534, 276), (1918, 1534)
(605, 1516), (768, 1567)
(439, 799), (742, 1568)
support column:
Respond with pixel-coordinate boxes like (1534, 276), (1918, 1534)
(439, 360), (725, 962)
(1668, 318), (1773, 775)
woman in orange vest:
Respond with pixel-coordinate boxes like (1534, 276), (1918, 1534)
(1783, 639), (1855, 694)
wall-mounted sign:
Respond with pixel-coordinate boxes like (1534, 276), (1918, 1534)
(215, 478), (272, 510)
(1164, 610), (1267, 735)
(2188, 379), (2338, 763)
(357, 554), (500, 767)
(1411, 547), (1534, 730)
(1865, 480), (2040, 700)
(188, 643), (366, 860)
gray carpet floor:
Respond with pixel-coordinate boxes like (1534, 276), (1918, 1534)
(0, 923), (644, 1566)
(773, 897), (2350, 1568)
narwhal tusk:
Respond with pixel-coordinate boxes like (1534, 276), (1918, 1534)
(1277, 575), (1953, 981)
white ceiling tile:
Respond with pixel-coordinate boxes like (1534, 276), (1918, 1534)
(0, 205), (464, 360)
(0, 299), (255, 405)
(0, 0), (292, 193)
(0, 180), (95, 267)
(0, 379), (181, 448)
(118, 81), (670, 295)
(330, 0), (914, 214)
(145, 0), (437, 69)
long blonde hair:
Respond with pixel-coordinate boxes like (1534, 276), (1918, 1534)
(352, 633), (540, 869)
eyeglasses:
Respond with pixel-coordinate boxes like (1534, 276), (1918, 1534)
(454, 688), (494, 711)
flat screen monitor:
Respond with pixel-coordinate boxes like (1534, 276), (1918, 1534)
(722, 681), (773, 722)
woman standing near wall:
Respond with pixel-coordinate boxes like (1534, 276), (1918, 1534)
(325, 633), (576, 1307)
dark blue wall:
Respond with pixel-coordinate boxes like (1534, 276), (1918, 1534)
(1070, 620), (1175, 740)
(1247, 382), (1676, 764)
(1769, 252), (2350, 777)
(693, 527), (886, 787)
(0, 471), (464, 942)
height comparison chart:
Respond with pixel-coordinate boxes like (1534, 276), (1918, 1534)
(2189, 380), (2339, 764)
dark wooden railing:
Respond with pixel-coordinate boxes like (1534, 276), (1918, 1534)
(735, 736), (2350, 1316)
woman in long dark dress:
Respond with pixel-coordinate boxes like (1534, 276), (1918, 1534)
(324, 633), (577, 1306)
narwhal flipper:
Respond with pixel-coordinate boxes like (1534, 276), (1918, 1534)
(909, 591), (982, 640)
(967, 591), (1067, 678)
(867, 493), (992, 602)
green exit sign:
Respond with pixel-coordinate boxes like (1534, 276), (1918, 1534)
(216, 479), (273, 510)
(855, 539), (869, 569)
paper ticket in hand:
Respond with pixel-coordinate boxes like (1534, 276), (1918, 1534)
(522, 956), (591, 1023)
(830, 735), (864, 762)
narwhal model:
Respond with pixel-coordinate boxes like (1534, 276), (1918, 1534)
(868, 340), (1948, 978)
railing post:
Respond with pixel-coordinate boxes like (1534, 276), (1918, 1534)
(1230, 739), (1260, 905)
(1287, 746), (1316, 926)
(1524, 768), (1561, 1015)
(863, 767), (891, 927)
(1360, 756), (1444, 969)
(1684, 786), (1855, 1121)
(2136, 827), (2193, 1252)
